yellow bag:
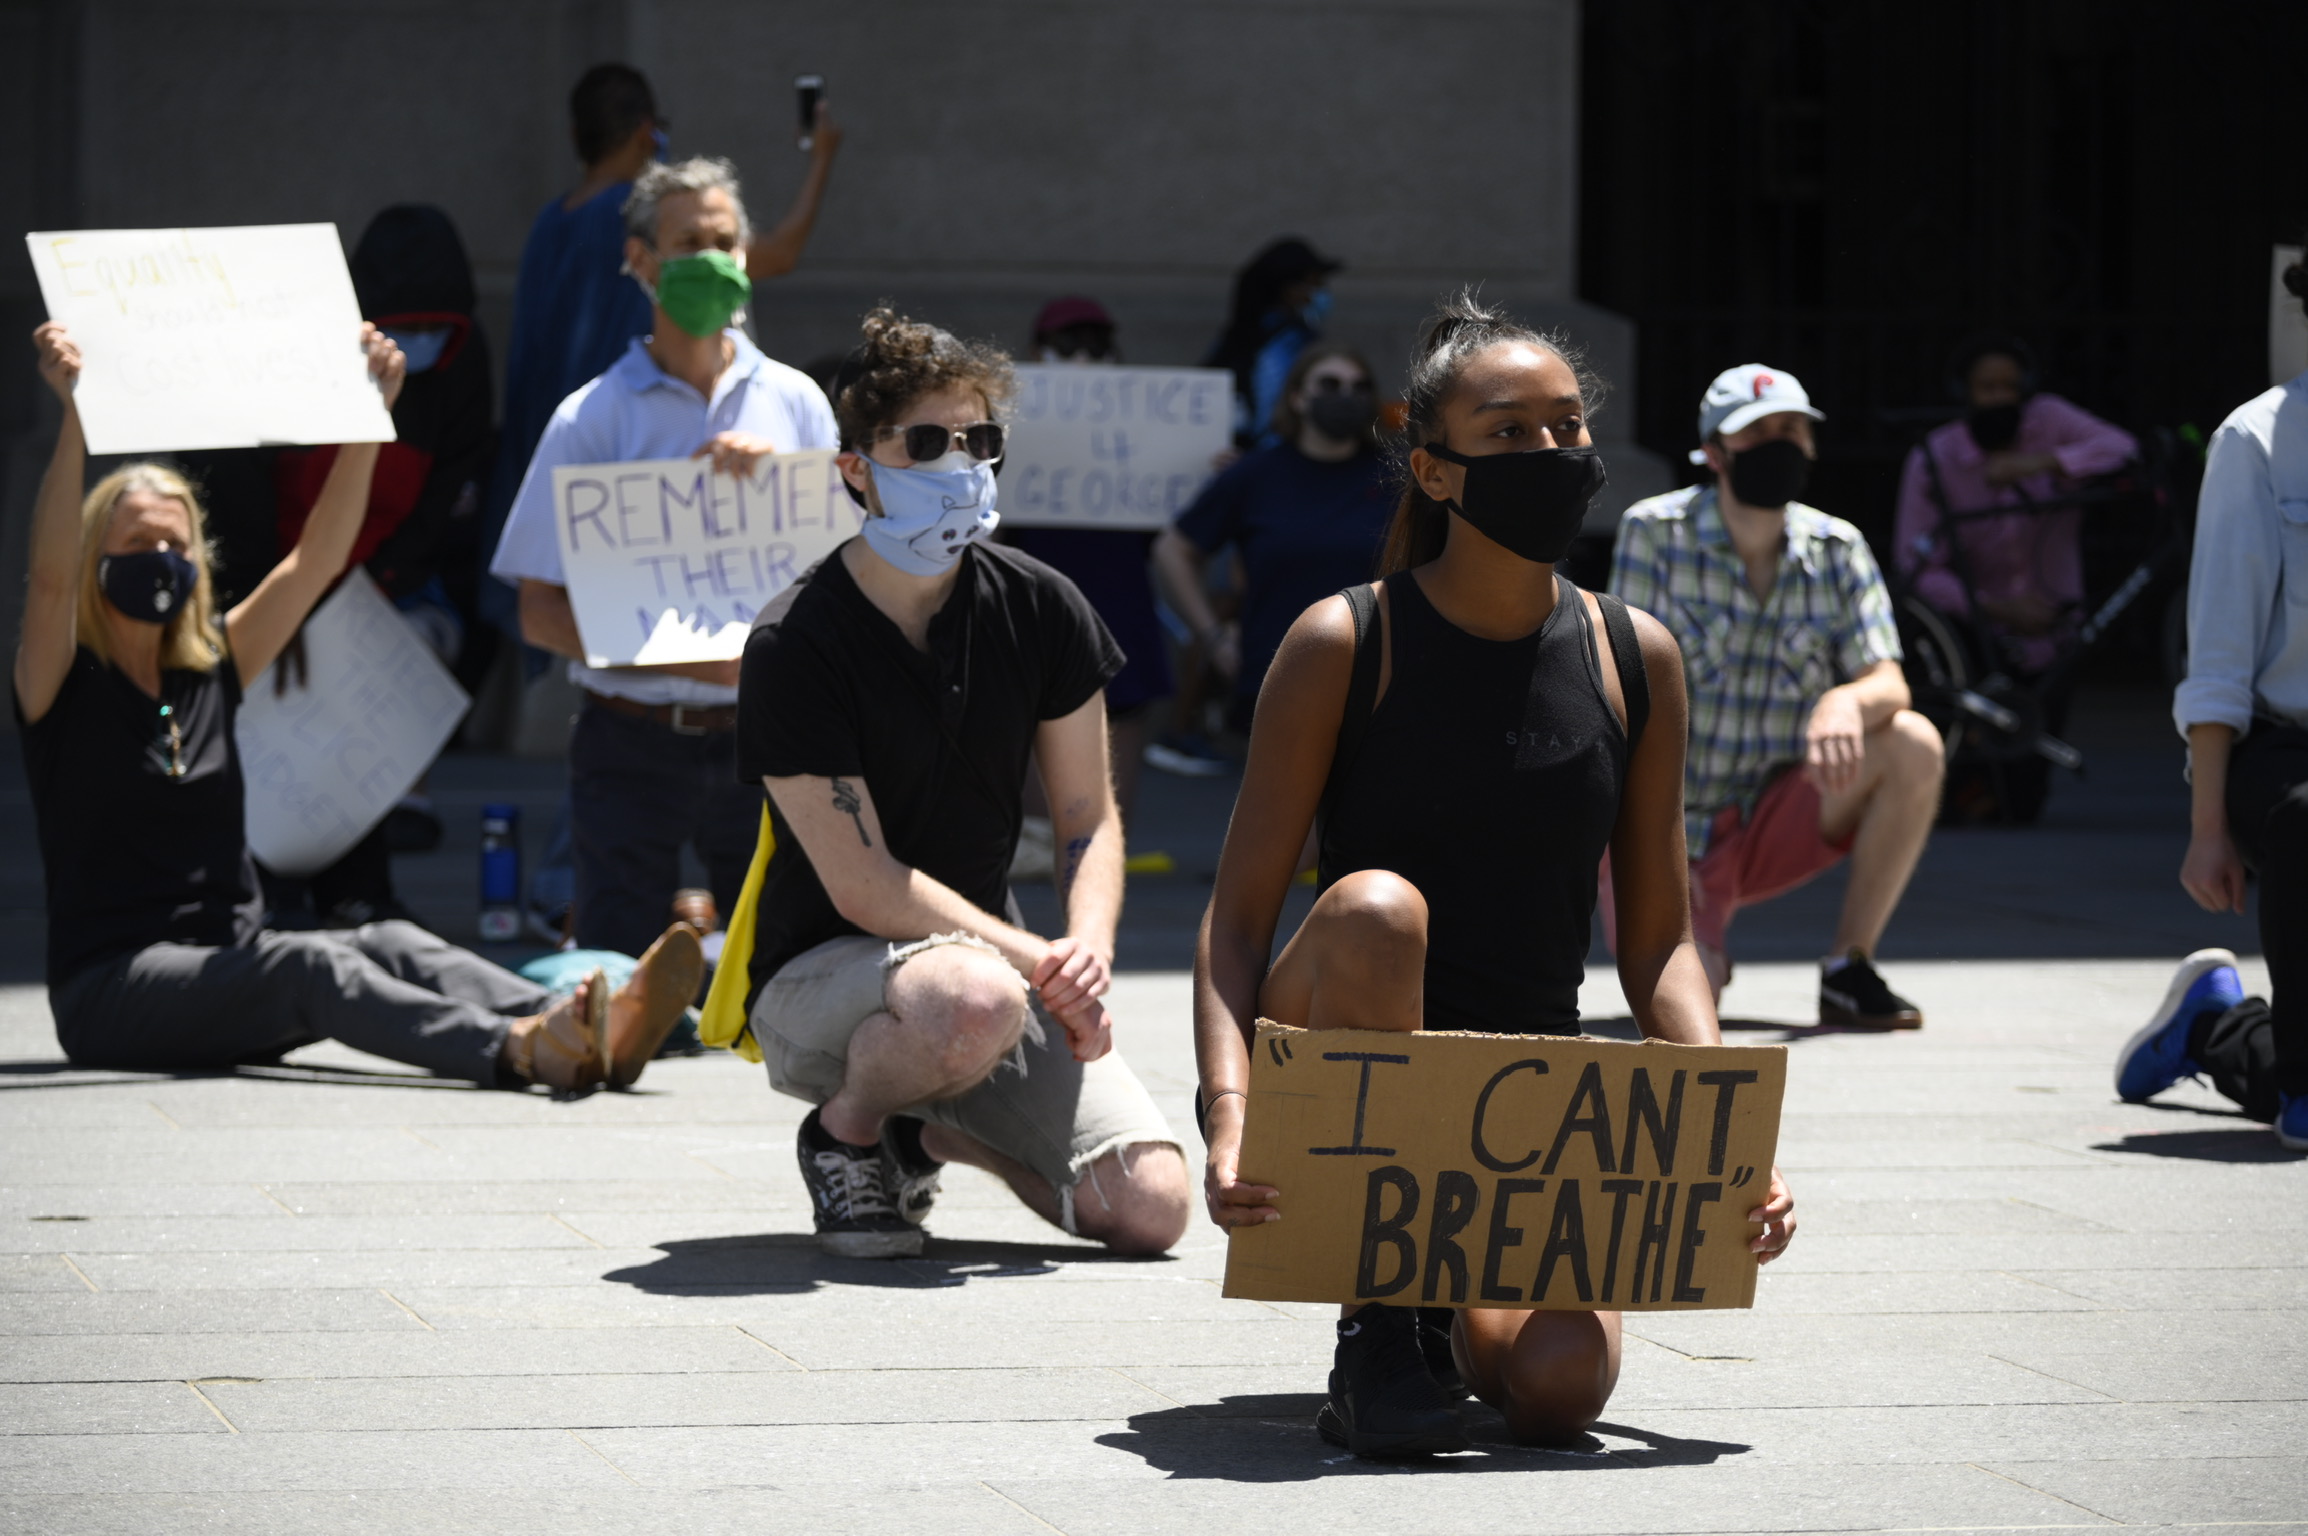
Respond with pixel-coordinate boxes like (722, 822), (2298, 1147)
(696, 803), (774, 1062)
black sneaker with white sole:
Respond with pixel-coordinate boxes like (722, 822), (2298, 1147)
(881, 1115), (944, 1228)
(1314, 1303), (1469, 1457)
(1819, 950), (1923, 1029)
(798, 1109), (922, 1258)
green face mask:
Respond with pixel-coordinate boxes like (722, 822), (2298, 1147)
(652, 249), (753, 338)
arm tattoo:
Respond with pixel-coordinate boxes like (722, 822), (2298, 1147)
(829, 777), (872, 847)
(1059, 834), (1092, 897)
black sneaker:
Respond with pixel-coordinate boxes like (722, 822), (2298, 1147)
(1415, 1307), (1469, 1400)
(797, 1109), (922, 1258)
(881, 1116), (944, 1228)
(1820, 950), (1923, 1029)
(1314, 1304), (1469, 1457)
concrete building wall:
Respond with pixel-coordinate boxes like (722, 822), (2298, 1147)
(4, 0), (1665, 725)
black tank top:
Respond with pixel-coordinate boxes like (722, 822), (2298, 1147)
(1317, 573), (1641, 1035)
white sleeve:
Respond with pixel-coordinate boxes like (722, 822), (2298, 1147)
(488, 400), (598, 589)
(2173, 415), (2281, 737)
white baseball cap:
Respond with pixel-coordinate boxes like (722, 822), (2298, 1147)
(1697, 363), (1826, 441)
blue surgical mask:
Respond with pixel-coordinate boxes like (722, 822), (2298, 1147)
(381, 326), (450, 375)
(651, 126), (670, 162)
(1299, 287), (1334, 327)
(860, 452), (1000, 576)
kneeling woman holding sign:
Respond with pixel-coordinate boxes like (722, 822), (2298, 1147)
(1195, 297), (1797, 1456)
(15, 324), (698, 1090)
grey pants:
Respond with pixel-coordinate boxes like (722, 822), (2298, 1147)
(49, 921), (551, 1084)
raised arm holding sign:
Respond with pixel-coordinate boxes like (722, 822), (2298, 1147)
(25, 225), (399, 455)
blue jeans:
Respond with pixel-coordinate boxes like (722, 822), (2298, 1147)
(568, 701), (759, 958)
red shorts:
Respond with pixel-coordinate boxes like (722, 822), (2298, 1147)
(1600, 767), (1854, 957)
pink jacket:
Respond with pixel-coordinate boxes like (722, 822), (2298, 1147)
(1893, 393), (2138, 673)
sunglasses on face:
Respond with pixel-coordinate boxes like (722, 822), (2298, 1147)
(1309, 375), (1373, 395)
(876, 420), (1007, 463)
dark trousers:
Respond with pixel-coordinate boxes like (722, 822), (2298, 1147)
(569, 701), (759, 958)
(50, 920), (549, 1083)
(2212, 722), (2308, 1108)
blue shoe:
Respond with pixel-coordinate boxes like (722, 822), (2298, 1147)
(2115, 948), (2242, 1102)
(2277, 1094), (2308, 1152)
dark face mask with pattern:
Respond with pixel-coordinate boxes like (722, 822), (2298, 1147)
(98, 547), (199, 623)
(1423, 442), (1609, 564)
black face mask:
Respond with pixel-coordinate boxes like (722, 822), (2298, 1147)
(98, 548), (199, 624)
(1725, 437), (1812, 509)
(1967, 402), (2022, 452)
(1423, 443), (1608, 564)
(1306, 391), (1377, 442)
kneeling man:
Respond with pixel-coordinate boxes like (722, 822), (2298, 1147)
(1612, 365), (1944, 1027)
(737, 309), (1191, 1257)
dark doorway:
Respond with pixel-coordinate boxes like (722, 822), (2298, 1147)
(1581, 0), (2308, 563)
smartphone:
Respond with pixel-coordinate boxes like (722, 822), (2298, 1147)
(795, 74), (823, 151)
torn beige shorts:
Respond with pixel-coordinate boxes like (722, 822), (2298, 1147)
(748, 931), (1178, 1227)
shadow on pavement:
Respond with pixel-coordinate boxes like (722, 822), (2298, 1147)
(1091, 1402), (1748, 1480)
(2090, 1127), (2304, 1162)
(604, 1232), (1162, 1295)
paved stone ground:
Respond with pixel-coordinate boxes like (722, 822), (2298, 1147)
(1, 687), (2301, 1533)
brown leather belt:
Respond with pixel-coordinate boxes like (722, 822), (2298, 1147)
(584, 690), (738, 735)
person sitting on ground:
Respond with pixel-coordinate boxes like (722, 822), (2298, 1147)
(737, 308), (1191, 1259)
(1154, 344), (1396, 740)
(1197, 296), (1794, 1457)
(1894, 335), (2138, 676)
(2117, 264), (2308, 1148)
(490, 156), (838, 962)
(1611, 365), (1943, 1028)
(14, 322), (698, 1091)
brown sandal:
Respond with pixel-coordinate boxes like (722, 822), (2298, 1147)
(607, 925), (705, 1088)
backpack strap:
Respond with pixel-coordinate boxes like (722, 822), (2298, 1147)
(1316, 581), (1384, 864)
(1597, 590), (1650, 755)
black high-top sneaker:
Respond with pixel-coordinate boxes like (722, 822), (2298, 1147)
(1819, 949), (1924, 1029)
(881, 1115), (944, 1228)
(797, 1109), (921, 1258)
(1415, 1307), (1469, 1400)
(1314, 1303), (1469, 1457)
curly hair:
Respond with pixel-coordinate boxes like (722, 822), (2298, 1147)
(831, 306), (1016, 452)
(1379, 289), (1605, 574)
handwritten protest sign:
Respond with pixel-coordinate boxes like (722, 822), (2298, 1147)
(1225, 1023), (1786, 1311)
(26, 225), (397, 455)
(998, 364), (1232, 530)
(550, 452), (859, 667)
(235, 572), (469, 878)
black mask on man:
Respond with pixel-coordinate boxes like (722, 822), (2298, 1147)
(1966, 402), (2022, 452)
(1306, 391), (1377, 442)
(1724, 437), (1812, 509)
(1422, 443), (1608, 564)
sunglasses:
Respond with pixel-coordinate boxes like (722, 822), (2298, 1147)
(876, 420), (1006, 464)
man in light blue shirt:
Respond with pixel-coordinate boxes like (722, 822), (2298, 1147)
(2117, 286), (2308, 1149)
(491, 156), (837, 958)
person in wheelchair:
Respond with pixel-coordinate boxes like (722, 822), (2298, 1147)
(1892, 336), (2137, 820)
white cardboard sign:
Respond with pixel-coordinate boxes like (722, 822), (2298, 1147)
(235, 571), (470, 878)
(997, 364), (1233, 530)
(550, 451), (860, 666)
(26, 224), (398, 455)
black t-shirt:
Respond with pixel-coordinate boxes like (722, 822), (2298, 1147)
(16, 648), (264, 983)
(737, 541), (1123, 1006)
(1172, 442), (1395, 703)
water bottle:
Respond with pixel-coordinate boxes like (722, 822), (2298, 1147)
(478, 803), (522, 942)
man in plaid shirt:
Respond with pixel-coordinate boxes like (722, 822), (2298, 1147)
(1610, 365), (1944, 1028)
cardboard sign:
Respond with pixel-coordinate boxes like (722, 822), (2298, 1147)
(1224, 1023), (1786, 1311)
(997, 364), (1233, 530)
(26, 225), (397, 455)
(235, 571), (470, 877)
(551, 451), (859, 666)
